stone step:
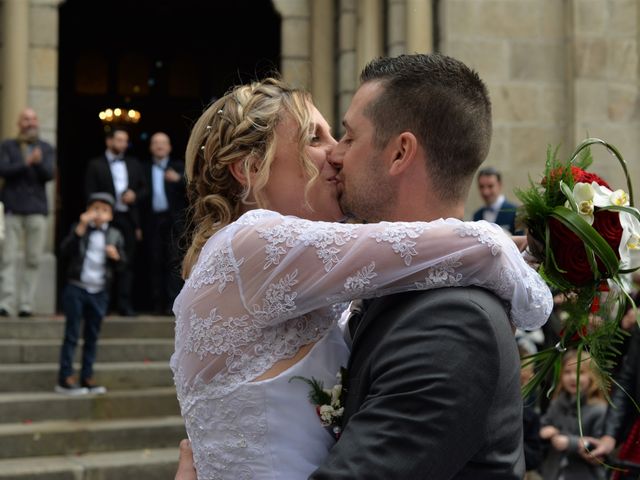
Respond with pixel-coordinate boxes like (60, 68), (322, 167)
(0, 417), (185, 459)
(0, 338), (174, 363)
(0, 387), (179, 423)
(0, 316), (174, 340)
(0, 362), (174, 392)
(0, 447), (179, 479)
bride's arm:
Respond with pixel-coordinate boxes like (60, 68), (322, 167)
(189, 210), (552, 330)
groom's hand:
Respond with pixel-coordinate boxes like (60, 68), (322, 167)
(512, 235), (528, 252)
(175, 439), (197, 480)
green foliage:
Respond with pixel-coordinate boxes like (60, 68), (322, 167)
(289, 376), (332, 405)
(517, 138), (638, 413)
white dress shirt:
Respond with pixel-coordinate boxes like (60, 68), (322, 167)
(482, 194), (505, 223)
(78, 223), (108, 294)
(152, 157), (169, 213)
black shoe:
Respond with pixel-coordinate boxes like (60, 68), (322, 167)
(0, 308), (9, 317)
(118, 307), (136, 317)
(18, 310), (32, 318)
(81, 378), (107, 394)
(55, 376), (89, 396)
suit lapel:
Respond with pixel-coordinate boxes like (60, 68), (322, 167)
(101, 155), (115, 193)
(349, 298), (386, 350)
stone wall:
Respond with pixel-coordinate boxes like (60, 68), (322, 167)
(337, 0), (359, 126)
(325, 0), (640, 216)
(571, 0), (640, 193)
(439, 0), (639, 215)
(29, 0), (59, 146)
(0, 0), (60, 314)
(441, 0), (571, 215)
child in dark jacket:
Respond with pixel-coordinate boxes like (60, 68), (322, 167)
(55, 193), (125, 395)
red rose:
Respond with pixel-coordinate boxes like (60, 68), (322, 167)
(543, 166), (611, 189)
(592, 210), (623, 256)
(549, 210), (622, 286)
(571, 166), (610, 188)
(549, 218), (593, 285)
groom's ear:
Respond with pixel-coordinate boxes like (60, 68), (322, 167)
(388, 132), (418, 176)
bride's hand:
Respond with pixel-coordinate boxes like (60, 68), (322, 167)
(175, 439), (197, 480)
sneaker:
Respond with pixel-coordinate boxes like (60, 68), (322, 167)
(0, 308), (9, 317)
(18, 310), (32, 318)
(55, 376), (89, 396)
(81, 378), (107, 394)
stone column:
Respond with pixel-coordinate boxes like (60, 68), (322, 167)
(0, 0), (30, 138)
(357, 0), (384, 72)
(337, 0), (358, 126)
(405, 0), (432, 54)
(272, 0), (311, 89)
(311, 0), (335, 124)
(387, 0), (406, 56)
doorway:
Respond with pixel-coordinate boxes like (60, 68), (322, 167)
(57, 0), (281, 311)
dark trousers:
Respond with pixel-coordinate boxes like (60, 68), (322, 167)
(58, 284), (108, 382)
(112, 211), (136, 313)
(147, 211), (183, 312)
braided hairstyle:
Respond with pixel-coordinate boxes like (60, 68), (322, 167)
(182, 78), (317, 278)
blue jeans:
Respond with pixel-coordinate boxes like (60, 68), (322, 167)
(58, 284), (109, 383)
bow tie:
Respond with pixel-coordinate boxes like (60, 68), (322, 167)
(87, 225), (107, 235)
(109, 156), (124, 163)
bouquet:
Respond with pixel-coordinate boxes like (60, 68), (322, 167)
(516, 138), (640, 400)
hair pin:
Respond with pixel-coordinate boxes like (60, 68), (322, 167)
(217, 109), (224, 115)
(206, 125), (213, 130)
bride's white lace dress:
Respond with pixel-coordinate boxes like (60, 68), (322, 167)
(171, 209), (553, 479)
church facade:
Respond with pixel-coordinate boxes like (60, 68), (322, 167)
(0, 0), (638, 312)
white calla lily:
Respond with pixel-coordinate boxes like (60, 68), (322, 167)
(589, 182), (615, 207)
(566, 182), (623, 225)
(619, 209), (640, 270)
(569, 182), (596, 224)
(609, 189), (630, 207)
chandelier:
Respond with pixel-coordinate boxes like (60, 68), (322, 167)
(98, 108), (141, 124)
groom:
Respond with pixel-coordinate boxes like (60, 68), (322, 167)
(176, 53), (529, 479)
(310, 54), (524, 479)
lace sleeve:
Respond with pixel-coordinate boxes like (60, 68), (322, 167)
(187, 209), (552, 330)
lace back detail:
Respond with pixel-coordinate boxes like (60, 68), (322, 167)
(186, 384), (268, 480)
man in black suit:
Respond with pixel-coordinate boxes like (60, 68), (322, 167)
(85, 128), (147, 316)
(473, 167), (520, 235)
(142, 132), (186, 314)
(310, 54), (526, 479)
(175, 54), (532, 479)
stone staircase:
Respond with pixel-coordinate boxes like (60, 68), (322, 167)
(0, 315), (184, 479)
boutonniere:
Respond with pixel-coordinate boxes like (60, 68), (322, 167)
(290, 367), (348, 440)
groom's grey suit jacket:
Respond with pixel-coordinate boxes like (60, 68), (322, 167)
(311, 287), (525, 479)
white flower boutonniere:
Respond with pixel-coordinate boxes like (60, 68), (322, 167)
(290, 367), (348, 440)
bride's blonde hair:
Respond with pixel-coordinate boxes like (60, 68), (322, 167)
(182, 78), (318, 278)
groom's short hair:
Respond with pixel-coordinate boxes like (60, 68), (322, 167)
(360, 53), (492, 202)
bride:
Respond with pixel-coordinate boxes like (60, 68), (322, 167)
(171, 77), (552, 479)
